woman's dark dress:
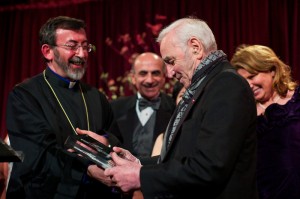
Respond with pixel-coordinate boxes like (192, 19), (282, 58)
(257, 86), (300, 199)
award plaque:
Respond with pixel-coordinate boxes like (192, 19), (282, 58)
(64, 134), (115, 169)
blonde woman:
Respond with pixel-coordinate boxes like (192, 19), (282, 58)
(231, 44), (300, 199)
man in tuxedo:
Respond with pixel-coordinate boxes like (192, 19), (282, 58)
(109, 52), (175, 158)
(105, 17), (258, 199)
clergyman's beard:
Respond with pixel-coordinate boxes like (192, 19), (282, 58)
(54, 51), (86, 80)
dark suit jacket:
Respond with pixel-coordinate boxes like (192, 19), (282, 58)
(140, 61), (258, 199)
(109, 93), (175, 156)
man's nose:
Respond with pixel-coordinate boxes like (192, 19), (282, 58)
(166, 66), (175, 78)
(75, 46), (87, 57)
(145, 73), (155, 82)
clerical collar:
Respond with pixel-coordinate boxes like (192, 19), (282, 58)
(47, 67), (78, 89)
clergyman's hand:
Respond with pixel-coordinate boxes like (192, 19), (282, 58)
(87, 165), (115, 187)
(76, 128), (109, 146)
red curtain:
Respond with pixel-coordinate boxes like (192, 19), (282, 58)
(0, 0), (299, 138)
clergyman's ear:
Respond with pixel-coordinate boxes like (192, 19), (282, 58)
(41, 44), (53, 62)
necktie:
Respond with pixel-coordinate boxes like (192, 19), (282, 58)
(138, 97), (161, 111)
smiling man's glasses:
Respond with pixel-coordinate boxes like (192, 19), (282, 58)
(53, 43), (95, 53)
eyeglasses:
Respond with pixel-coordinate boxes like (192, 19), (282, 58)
(53, 43), (95, 53)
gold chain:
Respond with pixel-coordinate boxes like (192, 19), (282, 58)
(43, 70), (90, 135)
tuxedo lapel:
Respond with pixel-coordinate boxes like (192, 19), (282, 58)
(115, 96), (137, 145)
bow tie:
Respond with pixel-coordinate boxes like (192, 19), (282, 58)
(138, 97), (161, 111)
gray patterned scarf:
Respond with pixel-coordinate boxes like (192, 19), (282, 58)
(159, 50), (227, 161)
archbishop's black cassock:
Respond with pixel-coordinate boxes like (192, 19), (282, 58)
(6, 67), (120, 199)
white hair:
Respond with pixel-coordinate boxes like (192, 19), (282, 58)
(157, 17), (217, 54)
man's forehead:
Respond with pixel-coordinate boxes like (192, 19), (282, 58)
(135, 61), (162, 69)
(55, 28), (87, 42)
(136, 68), (162, 73)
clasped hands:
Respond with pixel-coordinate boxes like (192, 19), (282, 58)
(75, 128), (142, 192)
